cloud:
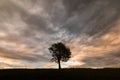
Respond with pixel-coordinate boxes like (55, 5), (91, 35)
(80, 50), (120, 68)
(67, 20), (120, 68)
(61, 0), (120, 37)
(0, 0), (120, 68)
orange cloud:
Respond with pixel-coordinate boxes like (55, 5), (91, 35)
(67, 20), (120, 67)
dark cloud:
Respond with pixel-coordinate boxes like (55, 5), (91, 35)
(61, 0), (120, 37)
(0, 0), (120, 68)
(62, 0), (94, 16)
(22, 14), (55, 37)
(0, 47), (48, 62)
(80, 50), (120, 68)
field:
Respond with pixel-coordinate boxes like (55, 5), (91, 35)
(0, 68), (120, 80)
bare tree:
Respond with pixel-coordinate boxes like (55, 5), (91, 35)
(48, 42), (71, 69)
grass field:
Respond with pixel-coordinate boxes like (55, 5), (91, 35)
(0, 68), (120, 80)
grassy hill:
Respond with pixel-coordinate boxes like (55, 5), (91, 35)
(0, 68), (120, 80)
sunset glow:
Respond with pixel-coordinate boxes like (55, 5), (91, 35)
(0, 0), (120, 68)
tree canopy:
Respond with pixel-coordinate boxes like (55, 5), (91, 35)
(49, 42), (71, 69)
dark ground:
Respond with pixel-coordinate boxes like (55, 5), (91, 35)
(0, 68), (120, 80)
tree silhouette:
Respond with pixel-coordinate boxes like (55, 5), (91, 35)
(48, 42), (71, 69)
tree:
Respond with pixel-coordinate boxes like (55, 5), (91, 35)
(48, 42), (71, 69)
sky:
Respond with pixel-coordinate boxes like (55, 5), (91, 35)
(0, 0), (120, 69)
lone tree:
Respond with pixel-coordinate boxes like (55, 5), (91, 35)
(48, 42), (71, 69)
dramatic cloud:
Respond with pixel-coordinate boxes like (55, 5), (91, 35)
(0, 0), (120, 68)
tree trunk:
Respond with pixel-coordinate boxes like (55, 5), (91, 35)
(58, 59), (61, 69)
